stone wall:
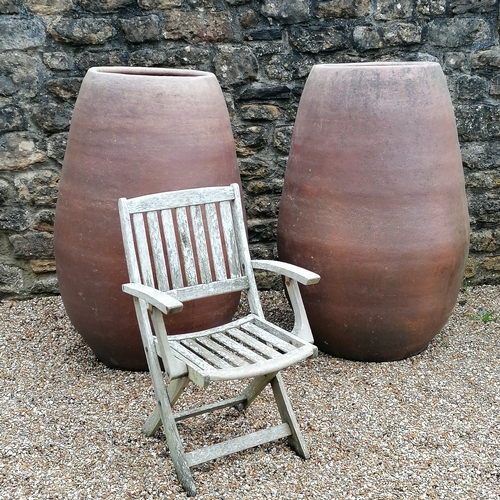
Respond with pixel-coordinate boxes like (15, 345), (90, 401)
(0, 0), (499, 298)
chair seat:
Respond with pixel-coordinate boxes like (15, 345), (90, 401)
(168, 314), (318, 386)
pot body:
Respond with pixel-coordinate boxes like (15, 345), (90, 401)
(55, 67), (241, 370)
(278, 62), (469, 361)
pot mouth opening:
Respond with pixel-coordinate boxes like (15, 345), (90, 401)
(91, 67), (210, 78)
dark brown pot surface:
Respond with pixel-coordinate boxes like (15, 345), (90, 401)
(54, 67), (241, 370)
(278, 62), (470, 361)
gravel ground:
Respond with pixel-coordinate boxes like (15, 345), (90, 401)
(1, 286), (500, 499)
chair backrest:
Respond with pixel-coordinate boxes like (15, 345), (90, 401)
(118, 183), (262, 312)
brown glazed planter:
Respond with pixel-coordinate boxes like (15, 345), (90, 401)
(278, 62), (469, 361)
(54, 67), (242, 370)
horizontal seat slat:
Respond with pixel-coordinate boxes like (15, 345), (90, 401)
(241, 322), (295, 353)
(252, 316), (312, 349)
(180, 339), (233, 369)
(171, 342), (215, 372)
(213, 331), (266, 364)
(197, 336), (248, 367)
(227, 328), (281, 359)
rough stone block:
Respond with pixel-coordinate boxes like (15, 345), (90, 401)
(0, 0), (19, 13)
(247, 218), (277, 243)
(290, 26), (348, 53)
(0, 263), (23, 294)
(0, 133), (46, 170)
(30, 260), (57, 273)
(33, 209), (55, 232)
(24, 0), (73, 14)
(425, 18), (491, 48)
(416, 0), (446, 16)
(443, 52), (468, 73)
(244, 28), (282, 41)
(138, 0), (181, 8)
(237, 83), (292, 100)
(76, 50), (126, 69)
(461, 141), (500, 170)
(246, 195), (279, 218)
(239, 10), (257, 29)
(465, 170), (500, 190)
(472, 47), (500, 69)
(163, 45), (213, 70)
(128, 48), (167, 67)
(32, 102), (73, 132)
(234, 125), (268, 156)
(353, 25), (382, 50)
(456, 104), (500, 141)
(469, 229), (500, 253)
(265, 54), (314, 81)
(273, 126), (293, 154)
(375, 0), (412, 20)
(0, 17), (45, 50)
(457, 75), (489, 101)
(163, 12), (233, 42)
(0, 52), (40, 98)
(46, 78), (83, 101)
(30, 275), (59, 294)
(246, 178), (283, 194)
(81, 0), (133, 12)
(9, 232), (54, 259)
(0, 208), (30, 231)
(261, 0), (310, 24)
(214, 45), (258, 87)
(0, 106), (27, 133)
(0, 180), (10, 204)
(240, 104), (280, 121)
(47, 133), (68, 165)
(14, 170), (60, 207)
(316, 0), (370, 18)
(381, 22), (422, 46)
(238, 156), (274, 180)
(47, 17), (115, 45)
(450, 0), (497, 14)
(43, 52), (74, 71)
(120, 15), (161, 43)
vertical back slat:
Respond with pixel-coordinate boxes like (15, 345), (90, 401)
(146, 211), (170, 291)
(219, 200), (241, 278)
(190, 205), (212, 284)
(176, 207), (198, 286)
(132, 213), (155, 287)
(205, 203), (227, 281)
(161, 209), (184, 288)
(118, 199), (141, 284)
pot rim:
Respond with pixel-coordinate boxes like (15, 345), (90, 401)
(315, 61), (439, 69)
(89, 66), (212, 78)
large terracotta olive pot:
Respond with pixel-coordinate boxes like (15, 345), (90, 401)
(278, 62), (469, 361)
(54, 67), (242, 370)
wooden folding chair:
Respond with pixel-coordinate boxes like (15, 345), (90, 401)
(118, 183), (319, 496)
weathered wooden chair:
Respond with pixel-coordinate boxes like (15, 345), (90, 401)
(118, 183), (320, 496)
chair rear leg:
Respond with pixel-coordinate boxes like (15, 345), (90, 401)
(271, 373), (310, 459)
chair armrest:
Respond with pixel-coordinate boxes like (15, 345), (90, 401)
(250, 259), (319, 343)
(251, 259), (320, 285)
(122, 283), (184, 315)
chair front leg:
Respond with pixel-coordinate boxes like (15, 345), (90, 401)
(271, 373), (310, 459)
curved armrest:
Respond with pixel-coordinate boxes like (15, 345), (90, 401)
(251, 259), (320, 285)
(250, 259), (319, 343)
(122, 283), (184, 315)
